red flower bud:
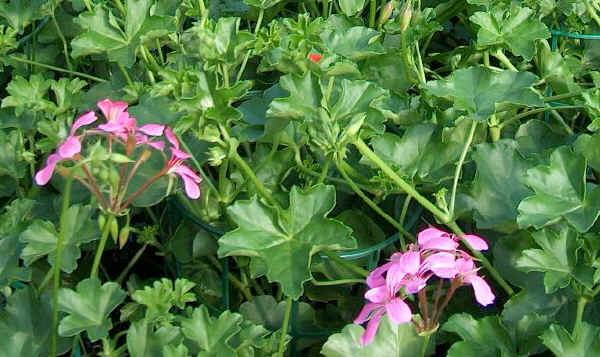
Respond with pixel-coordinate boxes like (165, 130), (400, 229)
(308, 53), (323, 63)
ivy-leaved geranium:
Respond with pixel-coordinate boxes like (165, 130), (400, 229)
(423, 67), (543, 121)
(218, 184), (356, 299)
(517, 146), (600, 232)
(71, 0), (174, 67)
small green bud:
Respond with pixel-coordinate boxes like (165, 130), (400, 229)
(109, 167), (120, 188)
(399, 0), (412, 32)
(119, 226), (130, 249)
(109, 218), (119, 243)
(109, 153), (133, 164)
(378, 1), (395, 27)
(99, 168), (109, 182)
(208, 146), (227, 166)
(98, 214), (106, 231)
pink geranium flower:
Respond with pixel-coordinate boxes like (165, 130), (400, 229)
(35, 111), (98, 185)
(164, 127), (203, 199)
(455, 257), (495, 306)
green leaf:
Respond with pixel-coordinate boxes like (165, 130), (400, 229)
(467, 140), (533, 232)
(541, 322), (600, 356)
(124, 147), (170, 207)
(443, 313), (516, 357)
(0, 130), (28, 180)
(132, 278), (196, 324)
(58, 278), (126, 341)
(218, 184), (356, 299)
(0, 286), (71, 356)
(516, 226), (582, 293)
(20, 204), (100, 273)
(515, 119), (567, 160)
(179, 306), (242, 356)
(243, 0), (284, 9)
(493, 231), (543, 289)
(321, 19), (385, 61)
(517, 146), (600, 232)
(321, 317), (423, 357)
(470, 5), (550, 60)
(240, 295), (317, 331)
(362, 52), (413, 93)
(338, 0), (366, 16)
(1, 74), (56, 116)
(0, 0), (45, 34)
(127, 319), (183, 357)
(71, 1), (174, 67)
(574, 133), (600, 172)
(423, 67), (543, 121)
(371, 119), (485, 184)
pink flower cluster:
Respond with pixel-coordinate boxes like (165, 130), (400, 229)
(35, 99), (203, 200)
(354, 227), (495, 345)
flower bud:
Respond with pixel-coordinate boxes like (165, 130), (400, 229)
(378, 1), (395, 27)
(119, 226), (130, 248)
(139, 149), (152, 163)
(98, 214), (106, 231)
(109, 218), (119, 243)
(399, 0), (412, 32)
(109, 167), (120, 188)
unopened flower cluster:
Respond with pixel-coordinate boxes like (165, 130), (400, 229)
(35, 99), (202, 204)
(354, 227), (495, 345)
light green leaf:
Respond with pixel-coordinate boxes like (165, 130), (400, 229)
(71, 1), (174, 67)
(243, 0), (284, 9)
(1, 74), (56, 116)
(218, 184), (356, 299)
(132, 278), (196, 324)
(517, 146), (600, 232)
(321, 317), (423, 357)
(338, 0), (366, 16)
(424, 67), (543, 121)
(470, 5), (550, 60)
(0, 0), (45, 34)
(467, 140), (533, 232)
(574, 132), (600, 172)
(20, 204), (100, 273)
(127, 319), (183, 357)
(0, 287), (71, 356)
(541, 322), (600, 356)
(443, 313), (516, 357)
(516, 226), (582, 293)
(321, 19), (385, 61)
(58, 278), (127, 341)
(0, 130), (28, 180)
(240, 295), (317, 331)
(179, 306), (241, 356)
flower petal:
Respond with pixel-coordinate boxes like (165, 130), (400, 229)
(401, 276), (428, 294)
(171, 147), (191, 160)
(57, 136), (81, 159)
(35, 153), (62, 185)
(468, 275), (495, 306)
(418, 227), (450, 246)
(364, 286), (388, 304)
(146, 140), (165, 151)
(360, 308), (385, 346)
(164, 126), (179, 149)
(399, 251), (421, 275)
(461, 234), (489, 251)
(179, 171), (201, 199)
(139, 124), (165, 136)
(354, 302), (380, 324)
(385, 298), (412, 325)
(420, 236), (459, 251)
(366, 262), (392, 288)
(386, 263), (407, 295)
(70, 111), (97, 134)
(97, 99), (128, 122)
(423, 252), (457, 279)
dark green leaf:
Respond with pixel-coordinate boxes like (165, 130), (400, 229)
(443, 313), (516, 357)
(541, 322), (600, 356)
(127, 319), (183, 357)
(321, 19), (385, 61)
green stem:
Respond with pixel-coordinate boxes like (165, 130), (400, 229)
(82, 0), (93, 11)
(544, 92), (582, 103)
(586, 0), (600, 28)
(353, 137), (450, 223)
(6, 55), (106, 82)
(449, 121), (477, 218)
(112, 0), (126, 15)
(51, 14), (72, 70)
(446, 221), (514, 295)
(322, 0), (329, 18)
(399, 195), (411, 227)
(419, 334), (430, 357)
(116, 244), (148, 284)
(235, 8), (264, 83)
(498, 105), (583, 130)
(336, 161), (412, 248)
(278, 296), (293, 357)
(369, 0), (377, 28)
(573, 296), (588, 338)
(492, 49), (518, 71)
(230, 151), (278, 207)
(321, 251), (369, 277)
(51, 176), (74, 356)
(550, 110), (575, 135)
(311, 278), (365, 286)
(591, 283), (600, 297)
(207, 256), (253, 301)
(415, 41), (426, 84)
(198, 0), (208, 25)
(118, 63), (134, 87)
(90, 214), (115, 279)
(318, 160), (331, 184)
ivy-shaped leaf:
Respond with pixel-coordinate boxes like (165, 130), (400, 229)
(517, 146), (600, 232)
(71, 1), (174, 67)
(516, 226), (582, 293)
(58, 278), (127, 341)
(1, 74), (56, 116)
(0, 286), (71, 356)
(179, 306), (242, 356)
(0, 130), (28, 180)
(132, 278), (196, 324)
(541, 322), (600, 356)
(0, 0), (45, 34)
(423, 66), (543, 121)
(218, 184), (356, 299)
(467, 140), (533, 232)
(127, 319), (183, 357)
(321, 317), (423, 357)
(320, 16), (384, 61)
(20, 204), (100, 273)
(0, 199), (35, 286)
(442, 313), (516, 357)
(470, 5), (550, 60)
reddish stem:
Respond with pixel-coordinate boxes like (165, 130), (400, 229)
(119, 168), (167, 211)
(432, 279), (460, 324)
(418, 288), (429, 330)
(80, 163), (110, 209)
